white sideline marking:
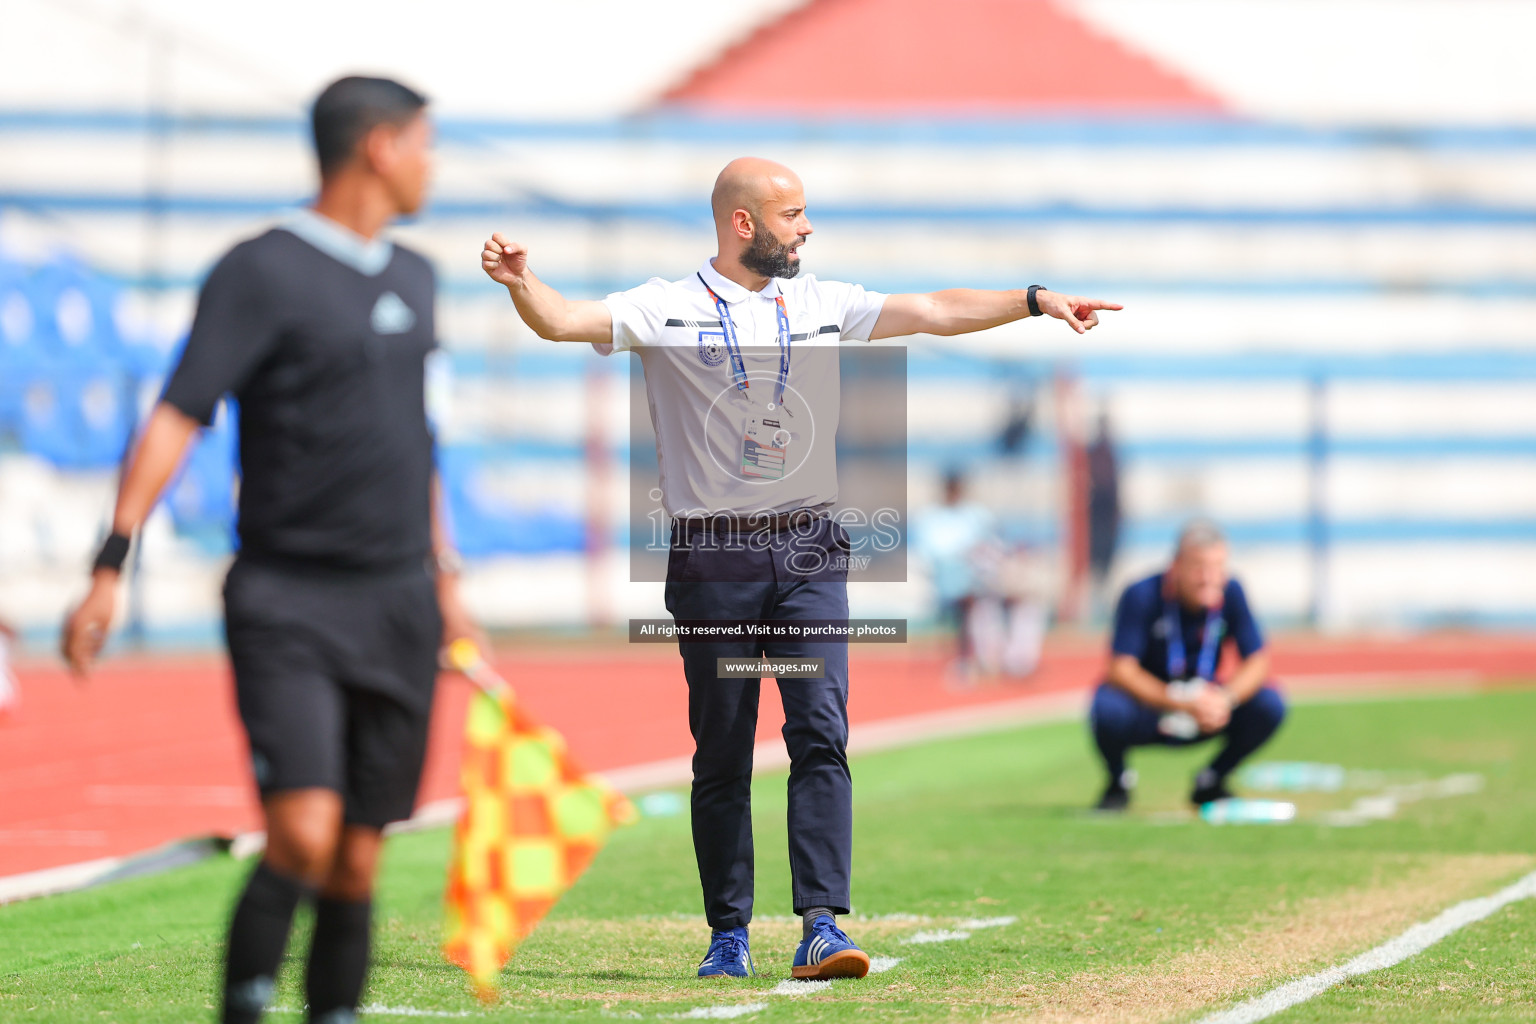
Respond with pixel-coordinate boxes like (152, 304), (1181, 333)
(903, 929), (971, 944)
(760, 955), (902, 1000)
(602, 688), (1087, 798)
(3, 666), (1484, 905)
(1195, 869), (1536, 1024)
(956, 915), (1017, 929)
(0, 854), (125, 904)
(1319, 772), (1484, 827)
(298, 692), (1096, 861)
(669, 1003), (767, 1019)
(271, 1006), (475, 1018)
(0, 694), (1076, 903)
(768, 979), (831, 996)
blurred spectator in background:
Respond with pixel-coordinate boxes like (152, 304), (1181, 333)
(914, 469), (994, 682)
(979, 540), (1053, 680)
(1086, 408), (1121, 608)
(0, 617), (18, 723)
(1089, 519), (1285, 811)
(914, 470), (1053, 683)
(997, 383), (1036, 457)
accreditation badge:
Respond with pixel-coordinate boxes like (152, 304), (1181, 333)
(741, 413), (791, 479)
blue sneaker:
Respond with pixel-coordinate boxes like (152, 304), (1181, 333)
(792, 915), (871, 979)
(697, 926), (753, 978)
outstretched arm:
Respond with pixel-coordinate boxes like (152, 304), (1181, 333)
(871, 288), (1121, 340)
(481, 233), (613, 344)
(61, 403), (201, 676)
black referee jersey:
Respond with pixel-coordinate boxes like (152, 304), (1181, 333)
(161, 210), (438, 572)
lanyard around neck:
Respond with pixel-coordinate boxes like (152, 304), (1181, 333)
(1165, 599), (1223, 681)
(698, 273), (792, 406)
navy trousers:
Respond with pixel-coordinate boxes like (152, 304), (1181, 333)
(1089, 682), (1286, 782)
(664, 516), (852, 930)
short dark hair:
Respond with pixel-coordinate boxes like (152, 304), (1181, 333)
(311, 75), (428, 176)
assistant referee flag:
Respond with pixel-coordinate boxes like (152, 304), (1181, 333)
(442, 641), (635, 999)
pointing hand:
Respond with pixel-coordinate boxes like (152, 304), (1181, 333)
(1034, 290), (1123, 334)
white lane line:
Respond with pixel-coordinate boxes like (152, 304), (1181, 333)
(84, 784), (248, 807)
(768, 979), (831, 996)
(668, 1003), (767, 1019)
(956, 915), (1018, 929)
(1196, 869), (1536, 1024)
(903, 929), (972, 944)
(0, 829), (108, 846)
(867, 956), (903, 973)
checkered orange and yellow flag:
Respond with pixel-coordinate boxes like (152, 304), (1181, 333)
(441, 640), (635, 1000)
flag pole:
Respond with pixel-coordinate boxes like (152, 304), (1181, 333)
(444, 638), (509, 699)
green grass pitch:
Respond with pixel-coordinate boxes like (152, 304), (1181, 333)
(3, 687), (1534, 1022)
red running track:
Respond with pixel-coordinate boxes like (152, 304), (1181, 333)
(2, 635), (1531, 878)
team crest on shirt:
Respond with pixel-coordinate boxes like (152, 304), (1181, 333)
(698, 330), (726, 367)
(371, 291), (416, 334)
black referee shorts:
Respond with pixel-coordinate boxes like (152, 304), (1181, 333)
(222, 556), (442, 829)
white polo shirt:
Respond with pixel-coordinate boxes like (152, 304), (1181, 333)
(602, 259), (887, 519)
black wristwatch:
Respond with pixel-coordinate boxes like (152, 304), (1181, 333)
(1027, 285), (1045, 318)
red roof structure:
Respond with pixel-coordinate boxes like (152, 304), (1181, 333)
(660, 0), (1223, 115)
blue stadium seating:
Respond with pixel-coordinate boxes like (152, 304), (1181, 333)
(27, 257), (126, 363)
(0, 259), (36, 431)
(438, 446), (585, 556)
(13, 365), (131, 469)
(0, 258), (38, 351)
(0, 257), (144, 470)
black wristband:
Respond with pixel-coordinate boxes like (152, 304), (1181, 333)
(93, 532), (131, 573)
(1027, 285), (1045, 318)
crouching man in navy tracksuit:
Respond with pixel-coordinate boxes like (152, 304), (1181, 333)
(1090, 519), (1286, 810)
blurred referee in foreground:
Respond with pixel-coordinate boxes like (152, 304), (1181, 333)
(62, 76), (479, 1024)
(480, 158), (1120, 980)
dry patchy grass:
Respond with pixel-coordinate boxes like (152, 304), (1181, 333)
(998, 853), (1534, 1024)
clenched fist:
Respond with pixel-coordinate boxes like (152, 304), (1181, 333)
(481, 232), (529, 289)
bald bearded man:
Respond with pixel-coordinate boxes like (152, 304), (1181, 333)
(481, 158), (1120, 981)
